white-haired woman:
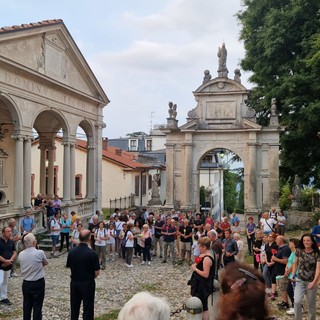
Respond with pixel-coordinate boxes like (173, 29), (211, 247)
(118, 292), (170, 320)
(140, 224), (152, 266)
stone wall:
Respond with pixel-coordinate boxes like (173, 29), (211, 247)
(285, 209), (314, 231)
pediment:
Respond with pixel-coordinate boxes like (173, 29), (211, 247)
(179, 119), (199, 131)
(194, 78), (248, 94)
(242, 118), (262, 130)
(0, 21), (108, 103)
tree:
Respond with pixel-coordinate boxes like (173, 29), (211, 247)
(237, 0), (320, 186)
(223, 169), (238, 214)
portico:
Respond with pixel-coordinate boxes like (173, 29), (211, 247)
(0, 20), (109, 223)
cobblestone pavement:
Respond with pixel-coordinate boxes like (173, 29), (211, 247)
(0, 248), (318, 319)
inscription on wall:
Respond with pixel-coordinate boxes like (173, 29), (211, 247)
(1, 71), (88, 110)
(205, 101), (236, 119)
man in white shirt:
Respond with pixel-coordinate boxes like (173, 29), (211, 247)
(259, 212), (277, 235)
(18, 233), (48, 320)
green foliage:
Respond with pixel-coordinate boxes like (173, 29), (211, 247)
(199, 185), (206, 207)
(279, 181), (292, 211)
(301, 187), (318, 211)
(237, 0), (320, 186)
(223, 169), (238, 214)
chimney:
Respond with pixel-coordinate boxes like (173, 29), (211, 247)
(102, 137), (108, 150)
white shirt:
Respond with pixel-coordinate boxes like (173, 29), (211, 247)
(95, 228), (107, 246)
(260, 218), (276, 232)
(106, 229), (116, 245)
(51, 218), (61, 235)
(19, 247), (48, 281)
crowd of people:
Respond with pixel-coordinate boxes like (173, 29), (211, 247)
(1, 203), (320, 320)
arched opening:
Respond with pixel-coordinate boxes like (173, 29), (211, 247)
(198, 148), (244, 221)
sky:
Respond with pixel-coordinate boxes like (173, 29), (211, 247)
(0, 0), (251, 138)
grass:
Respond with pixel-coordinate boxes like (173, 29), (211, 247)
(95, 309), (120, 320)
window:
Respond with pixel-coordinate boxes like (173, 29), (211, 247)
(45, 149), (56, 161)
(134, 176), (140, 196)
(145, 139), (152, 151)
(148, 174), (152, 190)
(142, 175), (147, 195)
(129, 139), (138, 151)
(75, 174), (82, 197)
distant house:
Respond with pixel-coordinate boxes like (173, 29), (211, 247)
(31, 137), (166, 209)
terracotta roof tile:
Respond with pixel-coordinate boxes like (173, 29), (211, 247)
(76, 139), (149, 170)
(0, 19), (63, 33)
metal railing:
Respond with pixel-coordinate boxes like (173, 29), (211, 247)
(109, 194), (135, 212)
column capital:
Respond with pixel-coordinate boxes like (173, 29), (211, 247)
(87, 144), (96, 150)
(62, 141), (71, 147)
(11, 134), (24, 141)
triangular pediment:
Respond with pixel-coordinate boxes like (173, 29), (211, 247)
(179, 119), (199, 131)
(0, 20), (108, 103)
(242, 118), (262, 130)
(195, 78), (248, 94)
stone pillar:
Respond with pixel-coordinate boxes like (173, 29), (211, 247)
(193, 170), (200, 211)
(23, 136), (32, 208)
(269, 143), (280, 208)
(70, 143), (76, 200)
(39, 146), (46, 196)
(165, 143), (175, 207)
(87, 144), (95, 199)
(63, 142), (71, 201)
(246, 141), (258, 212)
(12, 135), (24, 208)
(182, 140), (193, 208)
(47, 146), (55, 198)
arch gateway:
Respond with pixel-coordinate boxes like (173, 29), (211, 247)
(164, 45), (283, 217)
(0, 20), (109, 224)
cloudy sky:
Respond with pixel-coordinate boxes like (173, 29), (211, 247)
(1, 0), (251, 138)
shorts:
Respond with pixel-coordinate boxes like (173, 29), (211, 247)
(277, 275), (289, 291)
(180, 242), (191, 251)
(51, 235), (59, 246)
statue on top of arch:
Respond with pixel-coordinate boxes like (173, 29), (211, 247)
(168, 102), (177, 119)
(217, 42), (228, 77)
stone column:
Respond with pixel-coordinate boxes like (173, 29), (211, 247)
(87, 144), (95, 199)
(95, 123), (103, 210)
(12, 135), (24, 208)
(63, 142), (71, 201)
(165, 143), (175, 207)
(23, 136), (32, 208)
(70, 143), (76, 200)
(47, 146), (55, 198)
(39, 146), (46, 196)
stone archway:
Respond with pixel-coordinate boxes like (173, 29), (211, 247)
(164, 51), (283, 218)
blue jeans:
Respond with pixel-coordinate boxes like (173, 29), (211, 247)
(294, 278), (318, 320)
(262, 264), (272, 288)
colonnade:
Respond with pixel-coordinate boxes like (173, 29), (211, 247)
(12, 134), (97, 209)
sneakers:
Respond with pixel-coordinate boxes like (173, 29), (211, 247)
(127, 264), (134, 268)
(148, 261), (151, 266)
(0, 298), (12, 305)
(286, 308), (294, 315)
(10, 272), (18, 278)
(277, 301), (290, 309)
(161, 260), (167, 263)
(141, 261), (146, 265)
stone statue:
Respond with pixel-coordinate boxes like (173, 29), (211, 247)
(203, 70), (212, 83)
(218, 43), (227, 69)
(291, 175), (302, 209)
(149, 173), (162, 205)
(172, 104), (177, 119)
(168, 102), (174, 118)
(217, 42), (228, 77)
(234, 69), (241, 83)
(271, 98), (277, 115)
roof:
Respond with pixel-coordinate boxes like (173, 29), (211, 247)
(0, 19), (63, 33)
(76, 139), (150, 171)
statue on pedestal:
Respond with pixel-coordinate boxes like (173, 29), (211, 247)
(217, 42), (228, 77)
(149, 173), (162, 205)
(291, 175), (302, 209)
